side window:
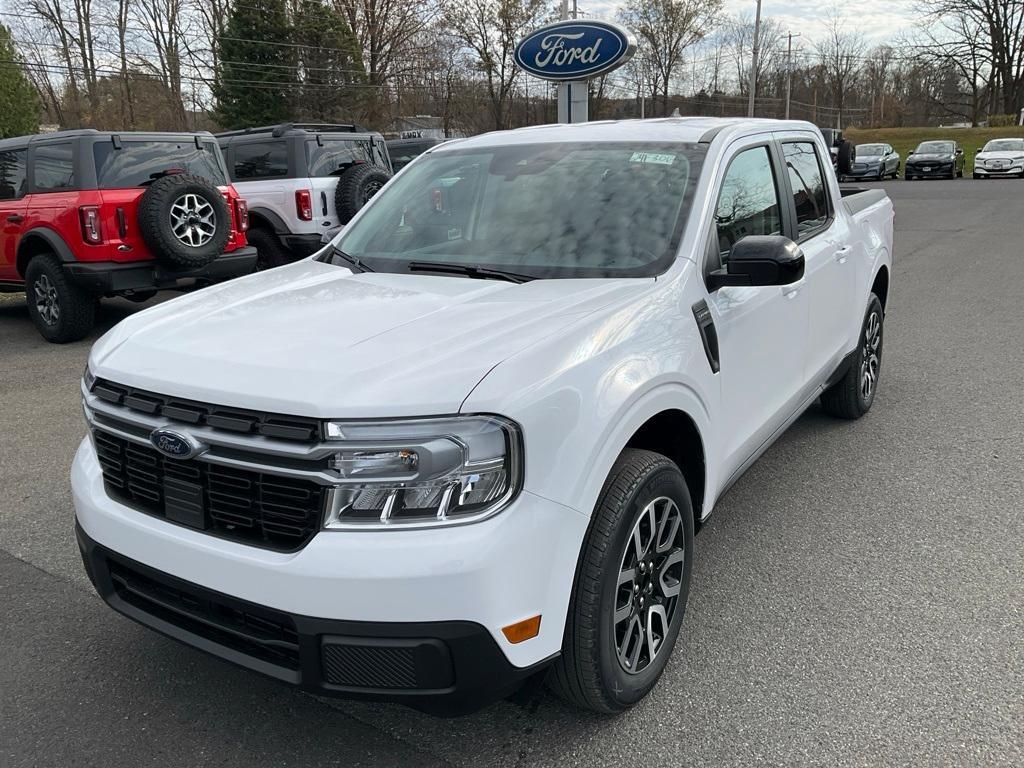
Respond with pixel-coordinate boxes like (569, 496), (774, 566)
(32, 143), (75, 191)
(232, 141), (288, 179)
(715, 145), (782, 265)
(783, 141), (830, 238)
(0, 149), (27, 200)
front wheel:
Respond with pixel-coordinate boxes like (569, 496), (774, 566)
(547, 449), (694, 712)
(821, 294), (884, 419)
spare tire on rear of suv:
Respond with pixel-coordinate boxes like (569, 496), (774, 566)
(138, 174), (231, 269)
(335, 164), (391, 223)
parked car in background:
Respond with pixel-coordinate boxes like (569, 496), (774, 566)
(217, 124), (392, 269)
(905, 140), (964, 180)
(75, 117), (893, 715)
(842, 143), (900, 181)
(0, 129), (255, 342)
(387, 137), (447, 172)
(972, 138), (1024, 179)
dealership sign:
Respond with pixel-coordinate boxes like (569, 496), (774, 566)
(514, 20), (637, 82)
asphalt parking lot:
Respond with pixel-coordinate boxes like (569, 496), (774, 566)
(2, 178), (1022, 767)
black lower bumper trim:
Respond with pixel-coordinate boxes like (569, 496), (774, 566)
(63, 248), (257, 294)
(76, 522), (552, 715)
(280, 233), (326, 256)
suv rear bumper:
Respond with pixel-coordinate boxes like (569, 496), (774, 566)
(280, 233), (325, 256)
(63, 247), (257, 294)
(76, 523), (550, 715)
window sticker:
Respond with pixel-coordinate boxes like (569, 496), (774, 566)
(629, 152), (676, 165)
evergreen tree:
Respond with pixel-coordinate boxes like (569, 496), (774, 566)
(0, 25), (41, 138)
(293, 0), (365, 121)
(214, 0), (298, 128)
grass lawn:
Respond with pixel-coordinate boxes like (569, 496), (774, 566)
(846, 125), (1024, 170)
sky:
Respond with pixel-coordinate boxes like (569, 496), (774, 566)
(579, 0), (917, 46)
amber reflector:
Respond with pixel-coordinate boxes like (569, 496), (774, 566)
(502, 615), (542, 644)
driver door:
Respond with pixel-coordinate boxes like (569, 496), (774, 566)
(704, 140), (808, 479)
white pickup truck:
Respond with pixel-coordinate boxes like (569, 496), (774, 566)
(73, 118), (893, 715)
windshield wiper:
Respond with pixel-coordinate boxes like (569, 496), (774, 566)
(330, 246), (374, 273)
(406, 260), (534, 284)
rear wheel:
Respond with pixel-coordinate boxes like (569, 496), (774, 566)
(548, 449), (693, 712)
(24, 254), (96, 343)
(247, 227), (293, 270)
(821, 293), (884, 419)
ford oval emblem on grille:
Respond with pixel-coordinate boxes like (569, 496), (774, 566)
(150, 428), (202, 460)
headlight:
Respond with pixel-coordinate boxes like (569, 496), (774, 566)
(83, 363), (96, 391)
(321, 415), (522, 529)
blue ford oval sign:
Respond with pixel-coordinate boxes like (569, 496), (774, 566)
(515, 20), (636, 82)
(150, 428), (201, 460)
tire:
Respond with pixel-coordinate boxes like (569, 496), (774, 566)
(24, 254), (96, 343)
(137, 174), (231, 269)
(246, 227), (294, 270)
(836, 140), (856, 176)
(973, 173), (981, 180)
(334, 164), (391, 224)
(547, 449), (694, 713)
(821, 293), (884, 420)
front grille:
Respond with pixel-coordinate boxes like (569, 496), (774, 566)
(94, 430), (326, 551)
(92, 378), (321, 442)
(106, 555), (300, 669)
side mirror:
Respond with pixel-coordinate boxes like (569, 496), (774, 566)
(956, 148), (964, 155)
(707, 235), (805, 290)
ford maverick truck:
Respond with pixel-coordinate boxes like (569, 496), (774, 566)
(74, 118), (893, 715)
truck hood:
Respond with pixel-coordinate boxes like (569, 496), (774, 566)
(908, 153), (953, 162)
(90, 259), (648, 418)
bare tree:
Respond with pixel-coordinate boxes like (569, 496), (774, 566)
(727, 11), (784, 102)
(334, 0), (437, 123)
(618, 0), (722, 117)
(814, 11), (866, 127)
(444, 0), (546, 130)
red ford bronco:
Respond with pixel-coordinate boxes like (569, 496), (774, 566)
(0, 130), (256, 342)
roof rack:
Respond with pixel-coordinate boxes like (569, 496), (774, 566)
(214, 123), (369, 138)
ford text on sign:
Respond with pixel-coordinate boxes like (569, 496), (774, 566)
(514, 20), (636, 82)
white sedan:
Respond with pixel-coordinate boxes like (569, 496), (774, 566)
(973, 138), (1024, 179)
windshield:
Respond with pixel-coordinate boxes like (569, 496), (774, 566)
(330, 142), (705, 280)
(983, 139), (1024, 152)
(93, 140), (226, 188)
(857, 144), (885, 156)
(916, 141), (954, 154)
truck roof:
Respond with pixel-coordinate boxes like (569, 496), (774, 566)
(435, 117), (821, 152)
(0, 129), (217, 151)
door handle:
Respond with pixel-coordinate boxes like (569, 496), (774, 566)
(834, 245), (852, 263)
(6, 214), (23, 224)
(782, 280), (805, 299)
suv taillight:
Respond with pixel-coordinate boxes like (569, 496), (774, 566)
(79, 206), (102, 244)
(295, 189), (313, 221)
(234, 198), (249, 231)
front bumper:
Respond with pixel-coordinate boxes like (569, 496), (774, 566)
(72, 438), (587, 713)
(63, 247), (258, 294)
(843, 165), (884, 179)
(905, 164), (954, 178)
(973, 165), (1024, 176)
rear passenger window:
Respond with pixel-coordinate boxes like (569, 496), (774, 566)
(715, 146), (781, 263)
(0, 149), (27, 199)
(33, 143), (75, 191)
(783, 142), (830, 236)
(233, 141), (288, 179)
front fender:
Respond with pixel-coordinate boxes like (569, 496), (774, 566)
(462, 272), (719, 522)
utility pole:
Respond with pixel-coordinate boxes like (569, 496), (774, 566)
(784, 31), (800, 120)
(747, 0), (763, 117)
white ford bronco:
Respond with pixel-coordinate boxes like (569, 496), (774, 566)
(216, 123), (392, 269)
(74, 118), (893, 715)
